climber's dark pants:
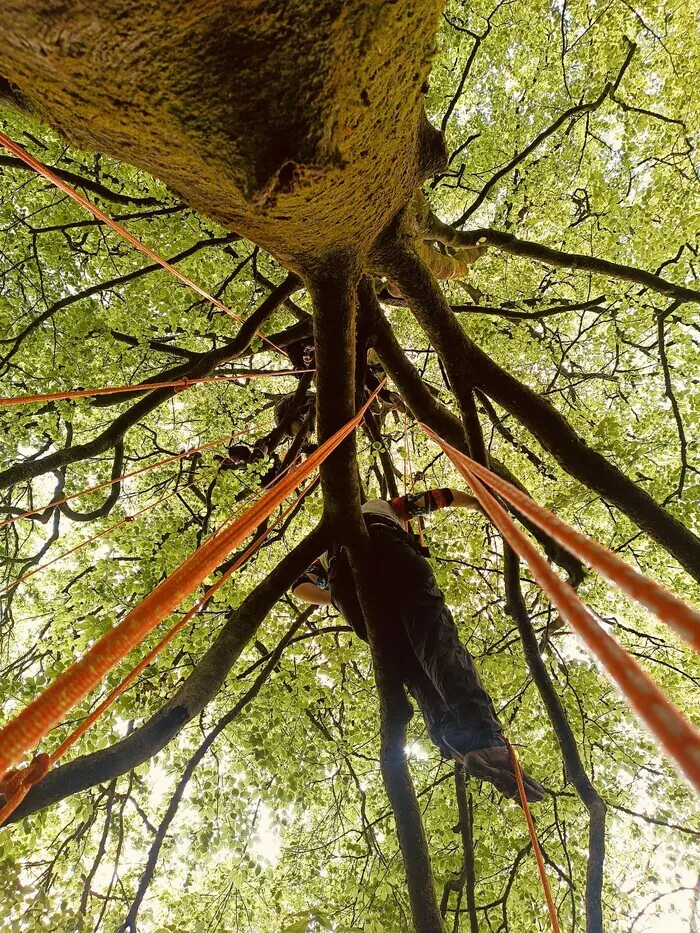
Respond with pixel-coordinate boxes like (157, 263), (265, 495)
(327, 518), (503, 755)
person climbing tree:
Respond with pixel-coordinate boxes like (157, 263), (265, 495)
(292, 487), (545, 802)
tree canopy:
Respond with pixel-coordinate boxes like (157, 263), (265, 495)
(0, 1), (699, 931)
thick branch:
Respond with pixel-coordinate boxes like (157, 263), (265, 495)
(310, 261), (444, 932)
(365, 287), (585, 583)
(0, 387), (185, 489)
(431, 221), (700, 306)
(307, 251), (364, 542)
(374, 234), (700, 584)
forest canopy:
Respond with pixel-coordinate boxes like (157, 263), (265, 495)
(0, 0), (699, 931)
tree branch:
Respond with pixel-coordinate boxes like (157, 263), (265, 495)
(656, 306), (688, 498)
(365, 282), (585, 583)
(374, 231), (700, 584)
(431, 221), (700, 305)
(58, 442), (124, 521)
(0, 154), (168, 207)
(0, 234), (239, 369)
(440, 765), (478, 933)
(451, 295), (607, 320)
(121, 608), (313, 932)
(309, 259), (445, 932)
(452, 42), (636, 225)
(0, 271), (301, 490)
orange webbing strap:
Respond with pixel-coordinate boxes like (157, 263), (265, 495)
(0, 130), (283, 355)
(0, 477), (318, 824)
(0, 755), (51, 826)
(504, 736), (561, 933)
(0, 429), (247, 530)
(0, 369), (313, 407)
(0, 382), (383, 778)
(422, 439), (700, 654)
(421, 425), (700, 793)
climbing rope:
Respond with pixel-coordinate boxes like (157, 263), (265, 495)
(504, 736), (561, 933)
(0, 130), (285, 355)
(428, 443), (700, 654)
(422, 424), (700, 793)
(0, 476), (318, 825)
(0, 368), (313, 407)
(0, 382), (383, 778)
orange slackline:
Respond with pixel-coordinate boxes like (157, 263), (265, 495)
(421, 424), (700, 793)
(427, 445), (700, 655)
(0, 130), (284, 355)
(504, 736), (561, 933)
(0, 477), (318, 824)
(0, 369), (313, 407)
(0, 382), (383, 778)
(0, 429), (249, 530)
(0, 480), (200, 596)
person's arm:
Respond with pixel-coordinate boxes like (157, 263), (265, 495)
(390, 487), (484, 521)
(291, 581), (333, 605)
(448, 488), (483, 511)
(290, 558), (332, 605)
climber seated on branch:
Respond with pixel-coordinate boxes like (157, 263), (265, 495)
(292, 487), (545, 802)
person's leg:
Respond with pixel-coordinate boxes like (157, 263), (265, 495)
(401, 634), (544, 802)
(333, 524), (544, 801)
(372, 523), (503, 753)
(399, 650), (453, 756)
(414, 602), (504, 754)
(372, 526), (544, 801)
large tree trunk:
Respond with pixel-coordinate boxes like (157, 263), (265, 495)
(0, 0), (445, 268)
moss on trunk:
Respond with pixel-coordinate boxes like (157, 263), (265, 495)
(0, 0), (445, 269)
